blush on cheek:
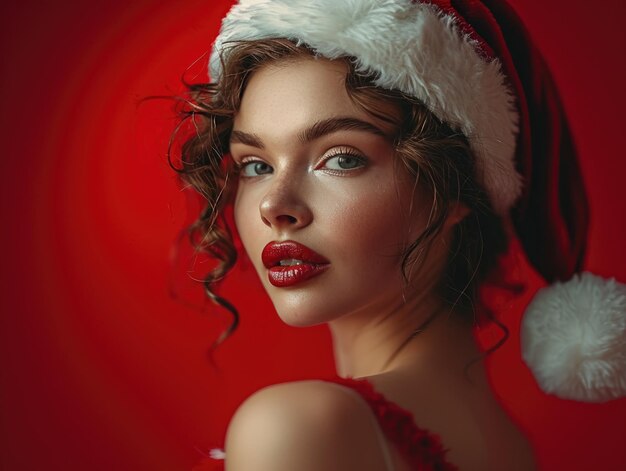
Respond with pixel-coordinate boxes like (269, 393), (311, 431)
(328, 191), (419, 256)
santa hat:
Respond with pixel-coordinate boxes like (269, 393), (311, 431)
(209, 0), (626, 402)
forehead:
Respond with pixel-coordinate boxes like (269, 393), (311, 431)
(233, 57), (399, 134)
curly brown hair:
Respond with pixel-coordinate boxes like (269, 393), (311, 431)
(169, 39), (510, 355)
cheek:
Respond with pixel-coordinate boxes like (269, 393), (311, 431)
(322, 181), (419, 260)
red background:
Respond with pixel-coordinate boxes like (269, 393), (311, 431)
(1, 1), (625, 469)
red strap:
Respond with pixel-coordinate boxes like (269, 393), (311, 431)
(193, 375), (458, 470)
(327, 375), (458, 471)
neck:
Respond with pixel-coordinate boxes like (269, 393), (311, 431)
(328, 282), (470, 379)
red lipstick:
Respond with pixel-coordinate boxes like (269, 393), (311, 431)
(262, 240), (330, 287)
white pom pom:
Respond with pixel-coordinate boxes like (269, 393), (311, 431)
(521, 272), (626, 402)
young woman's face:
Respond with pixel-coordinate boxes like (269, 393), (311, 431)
(230, 58), (445, 327)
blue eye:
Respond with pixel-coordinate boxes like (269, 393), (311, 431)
(323, 154), (366, 171)
(240, 160), (273, 177)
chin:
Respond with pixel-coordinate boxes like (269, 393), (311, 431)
(267, 288), (344, 328)
(271, 301), (336, 328)
(275, 312), (319, 328)
(256, 272), (335, 327)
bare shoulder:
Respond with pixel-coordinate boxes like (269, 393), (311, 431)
(224, 380), (389, 471)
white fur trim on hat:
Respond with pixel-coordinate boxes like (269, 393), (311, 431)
(521, 272), (626, 402)
(209, 0), (522, 215)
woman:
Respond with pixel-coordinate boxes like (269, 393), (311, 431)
(171, 1), (625, 469)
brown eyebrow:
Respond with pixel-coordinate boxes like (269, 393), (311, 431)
(230, 130), (265, 149)
(299, 117), (388, 142)
(229, 116), (388, 149)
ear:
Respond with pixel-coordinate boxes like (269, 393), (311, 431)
(443, 202), (471, 230)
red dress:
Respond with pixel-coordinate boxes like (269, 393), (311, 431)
(193, 375), (457, 471)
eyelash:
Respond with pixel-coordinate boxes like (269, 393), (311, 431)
(235, 159), (270, 177)
(319, 148), (367, 174)
(235, 148), (367, 178)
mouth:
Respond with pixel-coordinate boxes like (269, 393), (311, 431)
(261, 240), (330, 287)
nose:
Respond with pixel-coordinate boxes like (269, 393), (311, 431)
(259, 177), (313, 231)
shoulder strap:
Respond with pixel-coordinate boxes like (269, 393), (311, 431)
(319, 381), (396, 471)
(322, 376), (458, 471)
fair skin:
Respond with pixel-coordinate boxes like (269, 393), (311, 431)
(226, 57), (535, 470)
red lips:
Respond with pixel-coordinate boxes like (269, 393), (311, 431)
(262, 240), (330, 287)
